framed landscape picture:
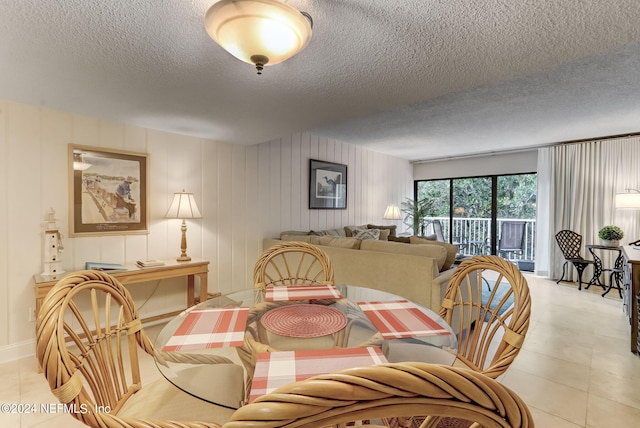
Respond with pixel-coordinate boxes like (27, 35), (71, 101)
(309, 159), (347, 209)
(69, 144), (149, 236)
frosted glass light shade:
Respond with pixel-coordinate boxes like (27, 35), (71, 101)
(383, 204), (402, 220)
(615, 190), (640, 209)
(205, 0), (312, 73)
(165, 191), (202, 219)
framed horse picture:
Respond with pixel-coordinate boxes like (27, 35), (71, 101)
(69, 144), (149, 236)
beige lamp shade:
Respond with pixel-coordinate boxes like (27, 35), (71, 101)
(383, 204), (402, 220)
(204, 0), (312, 74)
(615, 189), (640, 209)
(165, 191), (202, 219)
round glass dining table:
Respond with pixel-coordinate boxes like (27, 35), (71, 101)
(153, 284), (458, 410)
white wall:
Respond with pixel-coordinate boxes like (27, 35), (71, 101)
(413, 150), (538, 180)
(0, 100), (412, 362)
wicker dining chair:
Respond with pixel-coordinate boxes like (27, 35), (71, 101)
(555, 229), (594, 290)
(36, 270), (243, 428)
(439, 256), (531, 379)
(240, 242), (337, 398)
(221, 362), (534, 428)
(253, 241), (335, 292)
(411, 256), (531, 428)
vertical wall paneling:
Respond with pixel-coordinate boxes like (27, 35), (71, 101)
(280, 135), (292, 230)
(258, 132), (413, 238)
(8, 103), (42, 343)
(290, 134), (302, 231)
(231, 144), (248, 290)
(0, 103), (8, 346)
(216, 143), (233, 293)
(268, 142), (281, 236)
(244, 145), (260, 290)
(202, 141), (219, 293)
(0, 101), (412, 360)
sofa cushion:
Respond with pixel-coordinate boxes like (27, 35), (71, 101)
(317, 236), (362, 249)
(360, 239), (447, 271)
(409, 236), (458, 271)
(279, 230), (311, 239)
(310, 227), (347, 237)
(344, 225), (368, 237)
(281, 234), (316, 244)
(367, 224), (397, 237)
(353, 228), (380, 240)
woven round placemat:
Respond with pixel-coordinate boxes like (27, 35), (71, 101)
(260, 304), (348, 338)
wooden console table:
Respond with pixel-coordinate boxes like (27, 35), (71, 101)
(34, 259), (210, 324)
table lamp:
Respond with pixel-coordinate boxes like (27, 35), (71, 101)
(165, 190), (202, 262)
(383, 204), (402, 220)
(615, 188), (640, 209)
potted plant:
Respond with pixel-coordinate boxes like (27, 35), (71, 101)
(598, 225), (624, 247)
(400, 197), (433, 236)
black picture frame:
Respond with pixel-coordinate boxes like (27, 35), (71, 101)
(69, 144), (149, 236)
(309, 159), (347, 209)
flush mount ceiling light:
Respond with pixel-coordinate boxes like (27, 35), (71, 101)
(205, 0), (313, 74)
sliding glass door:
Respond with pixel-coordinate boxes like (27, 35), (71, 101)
(416, 173), (537, 267)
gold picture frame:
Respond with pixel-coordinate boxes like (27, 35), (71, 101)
(69, 144), (149, 236)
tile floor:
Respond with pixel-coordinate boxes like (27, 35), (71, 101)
(1, 274), (639, 427)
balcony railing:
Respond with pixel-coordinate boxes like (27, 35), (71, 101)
(423, 217), (536, 261)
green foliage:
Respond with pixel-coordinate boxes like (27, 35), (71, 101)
(400, 197), (434, 235)
(497, 175), (537, 218)
(416, 174), (537, 220)
(598, 225), (623, 240)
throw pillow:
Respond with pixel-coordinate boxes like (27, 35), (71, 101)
(378, 228), (390, 241)
(344, 225), (368, 237)
(353, 228), (381, 240)
(367, 224), (397, 237)
(409, 236), (458, 271)
(314, 227), (347, 237)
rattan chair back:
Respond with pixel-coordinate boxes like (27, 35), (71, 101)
(439, 255), (531, 379)
(35, 270), (224, 428)
(222, 362), (534, 428)
(253, 241), (334, 292)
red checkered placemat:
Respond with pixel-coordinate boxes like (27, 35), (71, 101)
(161, 307), (249, 351)
(265, 284), (343, 301)
(358, 300), (451, 339)
(249, 347), (387, 402)
(260, 304), (347, 338)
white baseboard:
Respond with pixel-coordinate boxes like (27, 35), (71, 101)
(0, 339), (35, 364)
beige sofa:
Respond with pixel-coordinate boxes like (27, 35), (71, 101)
(263, 234), (458, 313)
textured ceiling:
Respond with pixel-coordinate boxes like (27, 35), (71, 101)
(1, 0), (640, 161)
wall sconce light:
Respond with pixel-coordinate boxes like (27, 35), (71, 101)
(383, 204), (402, 220)
(204, 0), (313, 74)
(615, 188), (640, 209)
(165, 190), (202, 262)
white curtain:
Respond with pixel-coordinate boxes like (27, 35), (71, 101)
(536, 137), (640, 280)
